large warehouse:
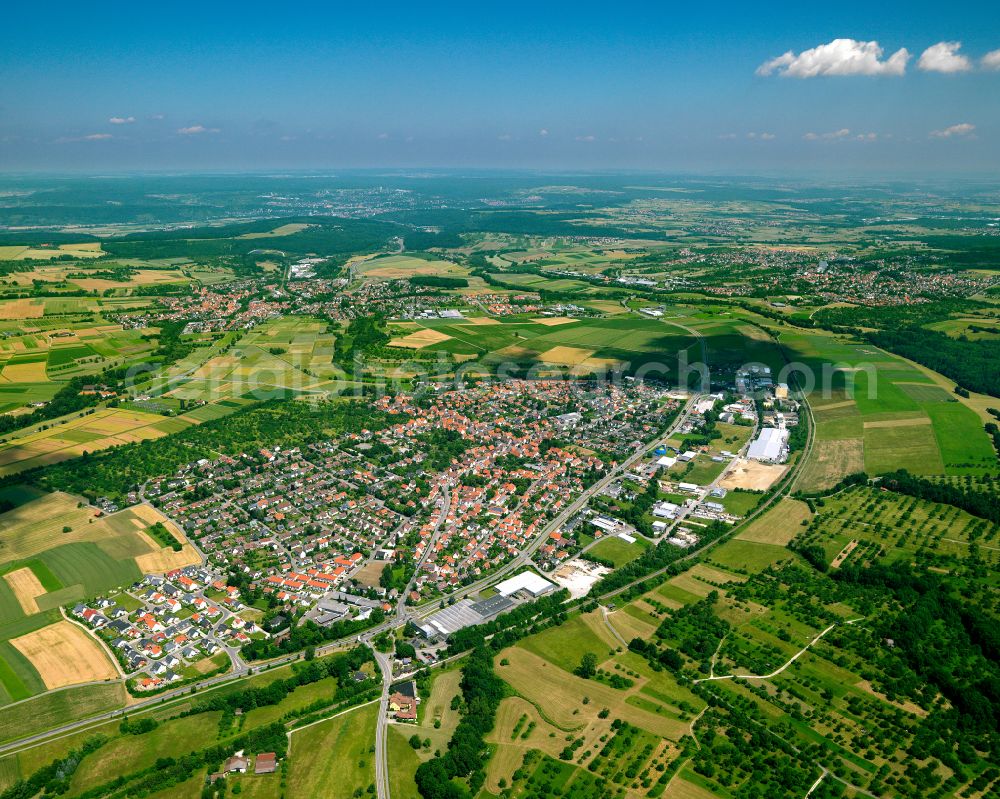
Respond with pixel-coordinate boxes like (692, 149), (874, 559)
(747, 427), (790, 463)
(493, 570), (557, 598)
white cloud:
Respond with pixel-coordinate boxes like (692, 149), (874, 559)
(930, 122), (976, 138)
(177, 125), (219, 135)
(497, 133), (513, 141)
(918, 41), (972, 73)
(150, 114), (166, 120)
(539, 128), (549, 137)
(757, 38), (909, 78)
(803, 128), (852, 141)
(717, 133), (737, 140)
(747, 132), (776, 140)
(108, 116), (135, 125)
(57, 133), (114, 143)
(376, 132), (389, 140)
(982, 49), (1000, 70)
(575, 135), (596, 142)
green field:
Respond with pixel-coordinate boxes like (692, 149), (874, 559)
(391, 315), (700, 375)
(287, 703), (378, 797)
(588, 535), (650, 567)
(775, 329), (996, 483)
(0, 683), (126, 744)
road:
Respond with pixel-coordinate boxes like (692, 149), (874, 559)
(395, 485), (451, 621)
(369, 646), (394, 799)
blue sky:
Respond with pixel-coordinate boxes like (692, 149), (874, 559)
(1, 1), (998, 172)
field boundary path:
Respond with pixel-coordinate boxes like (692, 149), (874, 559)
(693, 618), (862, 684)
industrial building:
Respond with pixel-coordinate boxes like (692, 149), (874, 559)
(417, 594), (515, 639)
(493, 570), (557, 598)
(747, 427), (790, 463)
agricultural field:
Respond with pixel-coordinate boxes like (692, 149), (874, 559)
(0, 649), (376, 794)
(286, 703), (378, 797)
(153, 317), (339, 406)
(0, 408), (191, 476)
(491, 244), (650, 275)
(357, 254), (469, 281)
(0, 491), (200, 706)
(385, 314), (700, 377)
(775, 329), (997, 489)
(480, 607), (706, 797)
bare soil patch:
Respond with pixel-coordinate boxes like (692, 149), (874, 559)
(719, 458), (786, 491)
(831, 539), (859, 569)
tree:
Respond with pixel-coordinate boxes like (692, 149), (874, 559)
(575, 652), (598, 679)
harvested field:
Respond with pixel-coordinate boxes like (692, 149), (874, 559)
(532, 317), (577, 326)
(605, 609), (657, 642)
(10, 622), (117, 689)
(1, 361), (49, 383)
(237, 223), (312, 239)
(719, 458), (786, 490)
(797, 438), (864, 492)
(485, 695), (601, 793)
(496, 647), (688, 740)
(133, 518), (200, 574)
(360, 256), (466, 280)
(862, 416), (931, 429)
(537, 346), (594, 366)
(351, 560), (389, 588)
(663, 775), (722, 799)
(578, 356), (624, 373)
(0, 300), (44, 320)
(3, 568), (45, 615)
(459, 316), (500, 325)
(134, 544), (200, 574)
(0, 493), (194, 579)
(494, 345), (536, 360)
(811, 398), (858, 411)
(389, 329), (452, 349)
(736, 499), (812, 546)
(69, 270), (186, 291)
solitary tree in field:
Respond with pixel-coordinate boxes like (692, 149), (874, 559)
(576, 652), (598, 679)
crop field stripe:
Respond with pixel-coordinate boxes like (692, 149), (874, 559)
(0, 642), (44, 703)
